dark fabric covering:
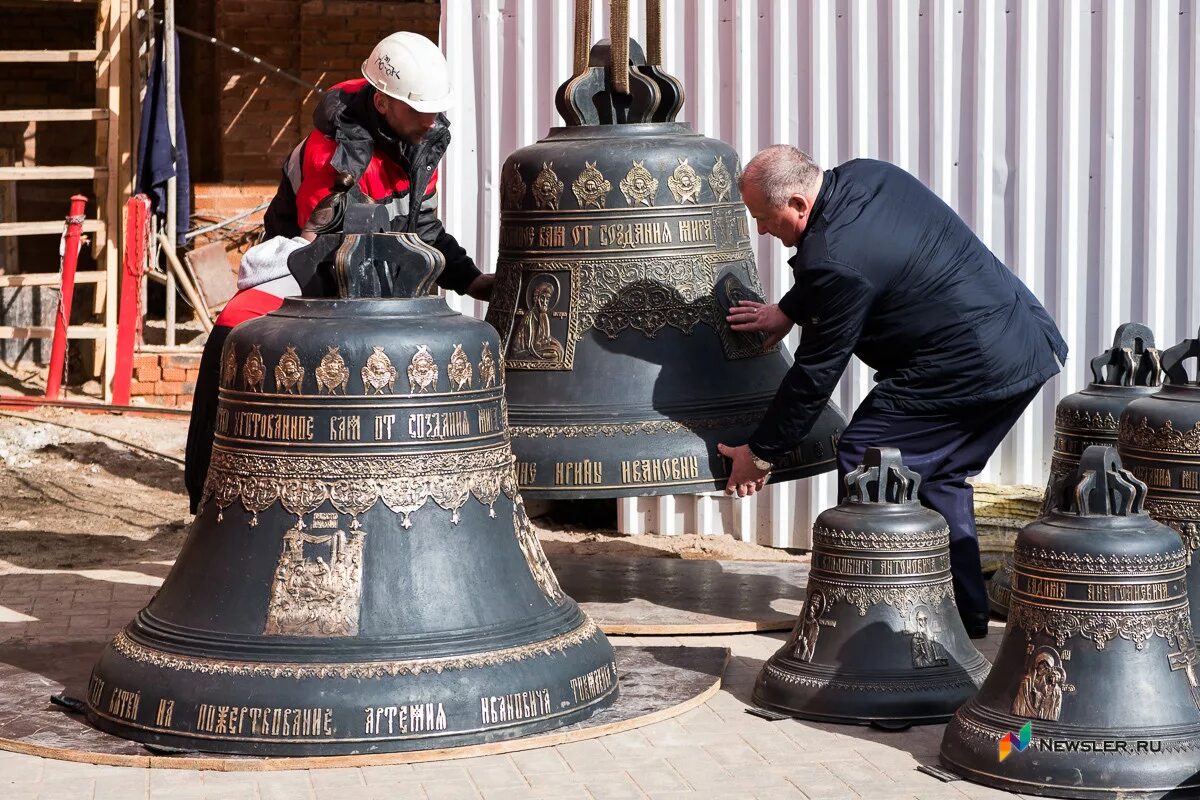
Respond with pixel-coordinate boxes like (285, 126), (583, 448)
(184, 324), (231, 514)
(749, 159), (1067, 462)
(135, 32), (190, 247)
(835, 385), (1042, 617)
(262, 80), (479, 294)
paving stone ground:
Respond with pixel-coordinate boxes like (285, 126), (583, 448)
(0, 569), (1038, 800)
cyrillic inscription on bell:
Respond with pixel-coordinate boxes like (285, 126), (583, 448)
(989, 322), (1164, 619)
(753, 447), (990, 728)
(1119, 326), (1200, 638)
(83, 224), (618, 755)
(942, 446), (1200, 799)
(484, 28), (846, 499)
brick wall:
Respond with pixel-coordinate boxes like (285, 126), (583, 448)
(130, 351), (202, 408)
(215, 0), (440, 182)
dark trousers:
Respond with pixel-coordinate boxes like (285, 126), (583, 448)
(835, 385), (1043, 617)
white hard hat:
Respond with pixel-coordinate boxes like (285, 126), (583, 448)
(361, 31), (453, 113)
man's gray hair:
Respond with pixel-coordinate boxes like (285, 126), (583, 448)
(740, 145), (823, 208)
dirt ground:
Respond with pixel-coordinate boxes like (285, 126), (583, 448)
(0, 407), (802, 576)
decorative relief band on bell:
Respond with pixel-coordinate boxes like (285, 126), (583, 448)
(802, 577), (955, 617)
(505, 157), (742, 211)
(1120, 417), (1200, 453)
(509, 412), (766, 438)
(1057, 407), (1121, 432)
(221, 342), (502, 398)
(811, 525), (951, 553)
(202, 445), (519, 528)
(1007, 601), (1192, 650)
(487, 251), (772, 370)
(762, 663), (983, 694)
(109, 616), (602, 679)
(811, 552), (951, 579)
(1010, 571), (1186, 605)
(1014, 544), (1187, 575)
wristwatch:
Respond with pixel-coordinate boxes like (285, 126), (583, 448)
(748, 448), (774, 473)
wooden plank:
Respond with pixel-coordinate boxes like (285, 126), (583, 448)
(0, 109), (108, 123)
(0, 220), (105, 236)
(0, 325), (108, 340)
(0, 166), (105, 181)
(0, 50), (100, 63)
(0, 272), (104, 287)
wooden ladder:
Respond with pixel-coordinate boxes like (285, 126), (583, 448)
(0, 0), (132, 401)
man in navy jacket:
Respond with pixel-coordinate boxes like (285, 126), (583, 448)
(719, 145), (1067, 637)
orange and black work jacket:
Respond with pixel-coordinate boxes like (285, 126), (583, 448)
(262, 78), (481, 294)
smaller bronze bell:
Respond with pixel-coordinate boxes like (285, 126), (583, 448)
(752, 447), (990, 728)
(942, 446), (1200, 799)
(989, 323), (1163, 620)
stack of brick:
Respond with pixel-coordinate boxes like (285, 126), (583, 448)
(130, 352), (203, 408)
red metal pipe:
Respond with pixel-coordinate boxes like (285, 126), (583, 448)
(111, 195), (152, 405)
(44, 194), (89, 400)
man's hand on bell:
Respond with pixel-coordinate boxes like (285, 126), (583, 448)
(716, 443), (770, 498)
(726, 300), (794, 349)
(467, 274), (495, 302)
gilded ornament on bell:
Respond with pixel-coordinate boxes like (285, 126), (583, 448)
(315, 345), (349, 395)
(243, 344), (265, 392)
(708, 156), (732, 202)
(448, 343), (474, 391)
(667, 158), (701, 204)
(572, 161), (611, 208)
(501, 161), (527, 211)
(407, 345), (439, 393)
(619, 160), (658, 206)
(361, 346), (398, 395)
(274, 346), (305, 394)
(532, 161), (564, 211)
(479, 342), (498, 388)
(221, 345), (238, 388)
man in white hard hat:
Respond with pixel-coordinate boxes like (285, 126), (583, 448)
(262, 31), (493, 300)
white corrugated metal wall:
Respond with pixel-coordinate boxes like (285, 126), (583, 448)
(439, 0), (1200, 549)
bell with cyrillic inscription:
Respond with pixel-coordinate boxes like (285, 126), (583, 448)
(484, 1), (846, 499)
(941, 446), (1200, 799)
(752, 447), (990, 728)
(1119, 326), (1200, 638)
(83, 218), (618, 755)
(989, 322), (1164, 619)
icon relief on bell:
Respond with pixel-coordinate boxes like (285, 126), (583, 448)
(532, 161), (564, 210)
(243, 345), (265, 392)
(572, 161), (611, 209)
(315, 346), (350, 395)
(1012, 646), (1075, 722)
(407, 345), (439, 393)
(512, 274), (566, 363)
(448, 344), (474, 391)
(274, 346), (305, 394)
(793, 589), (828, 662)
(667, 157), (701, 204)
(619, 160), (658, 206)
(361, 346), (398, 395)
(907, 605), (949, 669)
(263, 523), (366, 637)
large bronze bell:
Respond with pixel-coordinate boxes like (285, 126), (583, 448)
(484, 0), (846, 499)
(941, 446), (1200, 799)
(753, 447), (990, 728)
(84, 219), (618, 755)
(988, 323), (1163, 618)
(1119, 326), (1200, 638)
